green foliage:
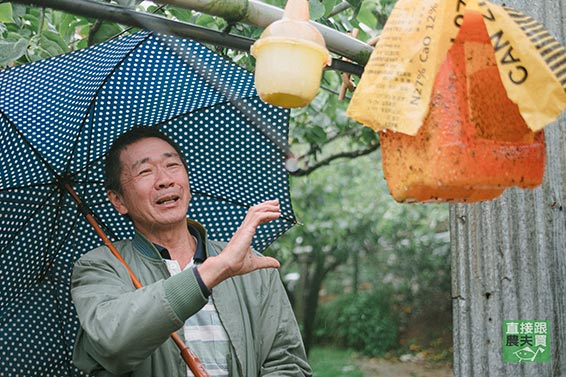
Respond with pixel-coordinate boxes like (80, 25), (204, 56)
(271, 150), (384, 263)
(315, 290), (399, 357)
(0, 3), (92, 67)
(270, 149), (450, 354)
(0, 38), (27, 67)
(85, 22), (125, 46)
(308, 0), (326, 20)
(0, 3), (13, 23)
(308, 347), (364, 377)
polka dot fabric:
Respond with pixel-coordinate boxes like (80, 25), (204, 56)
(0, 31), (295, 376)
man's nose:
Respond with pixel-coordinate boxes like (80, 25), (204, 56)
(155, 168), (174, 188)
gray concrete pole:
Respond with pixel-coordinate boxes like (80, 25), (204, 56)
(450, 1), (566, 375)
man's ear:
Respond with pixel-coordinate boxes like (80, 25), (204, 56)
(107, 190), (129, 215)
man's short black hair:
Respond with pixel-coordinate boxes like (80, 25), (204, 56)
(104, 126), (188, 194)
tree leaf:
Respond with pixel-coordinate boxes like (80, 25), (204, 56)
(22, 14), (40, 31)
(307, 125), (328, 144)
(76, 38), (89, 50)
(309, 0), (326, 21)
(36, 40), (62, 58)
(345, 0), (362, 11)
(167, 7), (193, 22)
(42, 30), (70, 54)
(0, 39), (28, 66)
(0, 3), (13, 23)
(58, 12), (87, 43)
(90, 22), (124, 45)
(322, 0), (337, 17)
(357, 4), (378, 30)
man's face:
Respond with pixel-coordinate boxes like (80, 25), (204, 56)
(108, 137), (192, 234)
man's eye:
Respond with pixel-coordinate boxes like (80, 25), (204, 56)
(138, 169), (152, 175)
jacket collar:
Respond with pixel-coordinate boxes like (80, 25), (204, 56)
(132, 219), (209, 261)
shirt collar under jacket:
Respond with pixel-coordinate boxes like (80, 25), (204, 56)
(132, 219), (208, 263)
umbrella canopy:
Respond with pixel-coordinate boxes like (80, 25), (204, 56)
(0, 30), (296, 376)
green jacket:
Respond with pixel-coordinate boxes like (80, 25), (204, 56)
(71, 222), (311, 376)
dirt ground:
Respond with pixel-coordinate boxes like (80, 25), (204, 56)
(357, 358), (453, 377)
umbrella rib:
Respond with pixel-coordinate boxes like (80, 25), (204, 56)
(191, 190), (297, 224)
(71, 155), (106, 179)
(56, 176), (121, 241)
(66, 33), (153, 176)
(153, 96), (290, 160)
(0, 186), (60, 258)
(1, 182), (55, 191)
(41, 205), (86, 375)
(144, 33), (292, 159)
(0, 110), (60, 178)
(0, 183), (110, 222)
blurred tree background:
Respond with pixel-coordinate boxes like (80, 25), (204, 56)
(270, 150), (451, 361)
(1, 0), (452, 368)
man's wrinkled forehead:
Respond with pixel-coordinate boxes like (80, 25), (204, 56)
(119, 137), (180, 167)
(129, 151), (182, 170)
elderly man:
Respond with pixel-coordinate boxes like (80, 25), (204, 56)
(71, 126), (311, 376)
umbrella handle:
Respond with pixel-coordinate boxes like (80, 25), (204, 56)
(174, 334), (212, 376)
(64, 184), (211, 377)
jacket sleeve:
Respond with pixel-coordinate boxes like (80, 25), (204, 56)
(71, 247), (207, 374)
(259, 269), (313, 376)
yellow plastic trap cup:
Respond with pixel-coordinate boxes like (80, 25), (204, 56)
(251, 0), (331, 108)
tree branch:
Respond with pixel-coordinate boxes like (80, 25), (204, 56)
(327, 1), (351, 17)
(290, 142), (380, 177)
(88, 19), (104, 46)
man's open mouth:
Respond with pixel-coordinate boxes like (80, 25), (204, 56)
(156, 195), (180, 205)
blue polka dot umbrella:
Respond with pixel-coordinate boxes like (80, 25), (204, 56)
(0, 31), (296, 376)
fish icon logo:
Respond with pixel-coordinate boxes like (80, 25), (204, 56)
(514, 347), (545, 362)
(503, 320), (551, 363)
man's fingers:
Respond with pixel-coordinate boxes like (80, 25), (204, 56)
(249, 203), (280, 216)
(242, 200), (281, 228)
(255, 256), (281, 270)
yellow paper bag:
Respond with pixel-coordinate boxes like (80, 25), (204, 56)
(347, 0), (566, 135)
